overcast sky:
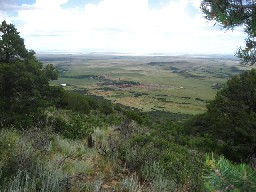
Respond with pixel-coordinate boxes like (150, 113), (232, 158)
(0, 0), (246, 55)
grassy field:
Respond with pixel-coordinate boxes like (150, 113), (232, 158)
(38, 54), (249, 115)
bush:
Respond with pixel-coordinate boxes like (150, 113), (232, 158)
(1, 161), (64, 192)
(51, 114), (89, 139)
(0, 129), (87, 191)
(99, 100), (114, 115)
(63, 92), (91, 114)
(184, 69), (256, 162)
(0, 129), (20, 169)
(125, 110), (143, 124)
(116, 132), (205, 191)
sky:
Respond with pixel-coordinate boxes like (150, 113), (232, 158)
(0, 0), (247, 55)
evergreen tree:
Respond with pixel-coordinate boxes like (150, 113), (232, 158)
(0, 20), (35, 63)
(0, 21), (59, 128)
(201, 0), (256, 65)
(187, 69), (256, 162)
(204, 155), (256, 191)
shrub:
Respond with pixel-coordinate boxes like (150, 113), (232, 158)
(116, 132), (205, 191)
(0, 129), (20, 179)
(185, 69), (256, 162)
(63, 91), (91, 114)
(52, 114), (89, 139)
(99, 100), (114, 115)
(1, 160), (65, 192)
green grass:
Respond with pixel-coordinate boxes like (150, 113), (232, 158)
(43, 54), (247, 115)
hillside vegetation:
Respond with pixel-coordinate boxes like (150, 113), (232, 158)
(1, 21), (256, 192)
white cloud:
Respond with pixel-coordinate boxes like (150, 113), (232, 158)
(3, 0), (246, 54)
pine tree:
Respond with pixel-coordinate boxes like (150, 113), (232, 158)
(204, 155), (256, 191)
(201, 0), (256, 65)
(0, 21), (59, 128)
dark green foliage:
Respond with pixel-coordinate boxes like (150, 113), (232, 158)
(147, 110), (192, 122)
(0, 21), (60, 128)
(47, 86), (66, 108)
(110, 117), (205, 191)
(99, 100), (114, 115)
(2, 19), (255, 192)
(43, 64), (58, 80)
(50, 113), (90, 140)
(201, 1), (256, 65)
(60, 91), (115, 115)
(124, 110), (143, 124)
(0, 129), (66, 191)
(116, 133), (205, 191)
(185, 69), (256, 162)
(0, 21), (35, 63)
(62, 91), (91, 114)
(61, 74), (97, 79)
(204, 155), (256, 191)
(209, 69), (256, 115)
(0, 130), (19, 176)
(51, 109), (119, 140)
(100, 80), (140, 86)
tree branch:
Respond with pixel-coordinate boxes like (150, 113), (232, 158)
(229, 2), (256, 9)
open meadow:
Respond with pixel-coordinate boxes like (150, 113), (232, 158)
(38, 53), (248, 115)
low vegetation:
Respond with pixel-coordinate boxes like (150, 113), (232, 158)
(1, 19), (256, 192)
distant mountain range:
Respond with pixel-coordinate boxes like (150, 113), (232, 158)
(36, 50), (237, 59)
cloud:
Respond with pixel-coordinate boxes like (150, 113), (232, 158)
(1, 0), (247, 54)
(0, 0), (17, 11)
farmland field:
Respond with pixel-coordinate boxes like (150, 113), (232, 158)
(38, 53), (249, 115)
